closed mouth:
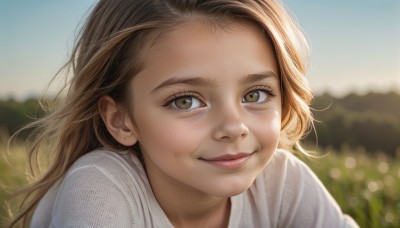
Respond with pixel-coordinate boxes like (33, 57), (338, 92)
(198, 152), (254, 169)
(200, 152), (251, 161)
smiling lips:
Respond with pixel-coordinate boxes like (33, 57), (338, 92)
(200, 153), (252, 169)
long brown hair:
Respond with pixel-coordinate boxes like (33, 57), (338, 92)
(8, 0), (312, 226)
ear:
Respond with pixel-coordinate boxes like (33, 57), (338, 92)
(98, 96), (138, 146)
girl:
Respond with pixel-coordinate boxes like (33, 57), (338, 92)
(9, 0), (358, 227)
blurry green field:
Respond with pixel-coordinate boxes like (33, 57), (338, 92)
(0, 142), (30, 227)
(1, 143), (399, 227)
(302, 147), (400, 228)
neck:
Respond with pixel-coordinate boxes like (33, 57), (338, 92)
(166, 196), (231, 228)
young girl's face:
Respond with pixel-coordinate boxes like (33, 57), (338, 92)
(129, 20), (281, 197)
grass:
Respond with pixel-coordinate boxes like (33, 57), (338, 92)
(0, 141), (30, 228)
(302, 146), (400, 228)
(1, 142), (399, 227)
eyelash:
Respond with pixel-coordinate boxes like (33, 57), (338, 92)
(244, 86), (276, 102)
(163, 91), (205, 111)
(163, 86), (276, 111)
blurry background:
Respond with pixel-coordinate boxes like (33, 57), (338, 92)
(0, 0), (399, 98)
(0, 0), (399, 227)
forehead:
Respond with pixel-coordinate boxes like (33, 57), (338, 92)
(135, 20), (278, 82)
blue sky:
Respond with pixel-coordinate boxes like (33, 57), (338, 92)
(0, 0), (399, 99)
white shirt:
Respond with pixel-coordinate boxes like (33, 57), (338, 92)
(31, 149), (358, 227)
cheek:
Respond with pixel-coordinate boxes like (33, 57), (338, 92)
(252, 110), (281, 148)
(270, 111), (282, 136)
(135, 111), (201, 157)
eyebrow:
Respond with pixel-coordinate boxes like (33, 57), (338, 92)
(151, 76), (213, 94)
(239, 71), (278, 85)
(151, 70), (278, 94)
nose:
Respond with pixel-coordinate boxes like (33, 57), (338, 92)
(212, 104), (249, 142)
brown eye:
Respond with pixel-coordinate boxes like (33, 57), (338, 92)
(174, 96), (193, 109)
(242, 90), (268, 103)
(172, 96), (203, 110)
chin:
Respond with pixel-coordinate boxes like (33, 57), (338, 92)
(208, 176), (256, 198)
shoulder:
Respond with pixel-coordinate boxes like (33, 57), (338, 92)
(33, 149), (146, 227)
(256, 149), (314, 186)
(66, 149), (148, 189)
(63, 148), (148, 202)
(68, 149), (142, 174)
(249, 149), (359, 228)
(249, 149), (318, 208)
(271, 149), (318, 180)
(262, 149), (332, 204)
(267, 149), (309, 170)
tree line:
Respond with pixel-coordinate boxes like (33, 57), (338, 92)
(304, 91), (400, 156)
(0, 98), (45, 140)
(1, 91), (399, 156)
